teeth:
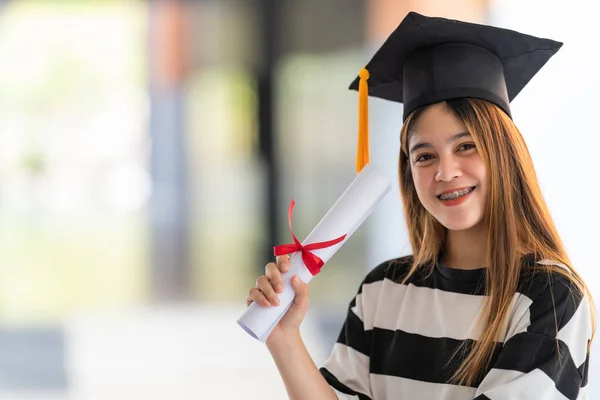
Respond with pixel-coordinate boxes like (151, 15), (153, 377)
(439, 187), (474, 200)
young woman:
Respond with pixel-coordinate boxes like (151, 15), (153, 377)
(245, 13), (595, 400)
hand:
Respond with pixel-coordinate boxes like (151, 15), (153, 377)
(246, 254), (310, 343)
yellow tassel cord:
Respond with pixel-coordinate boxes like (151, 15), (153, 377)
(356, 68), (370, 174)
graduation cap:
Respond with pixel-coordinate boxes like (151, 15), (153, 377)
(351, 12), (562, 174)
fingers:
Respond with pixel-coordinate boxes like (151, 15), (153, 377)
(266, 262), (284, 293)
(257, 275), (280, 306)
(275, 254), (290, 273)
(246, 255), (292, 309)
(246, 287), (270, 307)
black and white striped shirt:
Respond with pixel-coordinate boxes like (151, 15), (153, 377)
(320, 255), (592, 400)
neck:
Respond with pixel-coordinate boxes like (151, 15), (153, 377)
(440, 222), (487, 270)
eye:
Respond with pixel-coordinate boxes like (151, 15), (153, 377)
(415, 154), (434, 163)
(457, 142), (476, 152)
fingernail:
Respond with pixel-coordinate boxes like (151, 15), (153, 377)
(282, 263), (289, 271)
(275, 283), (283, 292)
(292, 276), (300, 285)
(273, 298), (280, 306)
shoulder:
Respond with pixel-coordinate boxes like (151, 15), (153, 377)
(350, 256), (414, 317)
(361, 254), (414, 286)
(516, 256), (591, 336)
(518, 256), (585, 303)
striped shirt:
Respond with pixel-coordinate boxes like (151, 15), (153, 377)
(320, 255), (592, 400)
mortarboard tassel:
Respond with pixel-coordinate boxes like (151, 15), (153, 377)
(356, 68), (370, 174)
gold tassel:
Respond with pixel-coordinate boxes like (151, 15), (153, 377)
(356, 68), (370, 174)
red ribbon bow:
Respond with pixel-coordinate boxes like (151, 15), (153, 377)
(273, 199), (347, 276)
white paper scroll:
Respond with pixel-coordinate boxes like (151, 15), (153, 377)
(237, 163), (392, 342)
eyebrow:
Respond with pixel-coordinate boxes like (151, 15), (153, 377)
(409, 132), (472, 154)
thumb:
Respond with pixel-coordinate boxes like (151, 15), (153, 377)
(291, 275), (309, 307)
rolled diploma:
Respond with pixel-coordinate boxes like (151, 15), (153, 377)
(237, 163), (392, 342)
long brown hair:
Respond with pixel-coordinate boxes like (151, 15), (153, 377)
(398, 98), (596, 386)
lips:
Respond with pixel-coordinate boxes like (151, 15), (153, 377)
(437, 186), (476, 200)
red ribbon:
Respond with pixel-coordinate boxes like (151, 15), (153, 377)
(273, 199), (347, 276)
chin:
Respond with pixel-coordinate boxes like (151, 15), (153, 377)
(439, 216), (484, 232)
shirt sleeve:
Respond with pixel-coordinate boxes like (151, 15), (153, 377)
(319, 262), (391, 400)
(474, 273), (592, 400)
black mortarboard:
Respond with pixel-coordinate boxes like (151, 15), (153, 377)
(351, 12), (562, 174)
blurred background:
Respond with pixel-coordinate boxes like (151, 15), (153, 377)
(0, 0), (597, 399)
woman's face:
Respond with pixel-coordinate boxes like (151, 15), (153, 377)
(407, 102), (487, 232)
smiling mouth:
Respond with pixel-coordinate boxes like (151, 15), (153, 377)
(437, 186), (476, 200)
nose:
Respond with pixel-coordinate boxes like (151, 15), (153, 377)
(435, 155), (462, 182)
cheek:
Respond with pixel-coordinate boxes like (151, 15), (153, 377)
(463, 156), (487, 185)
(473, 163), (487, 187)
(468, 161), (488, 201)
(411, 169), (431, 199)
